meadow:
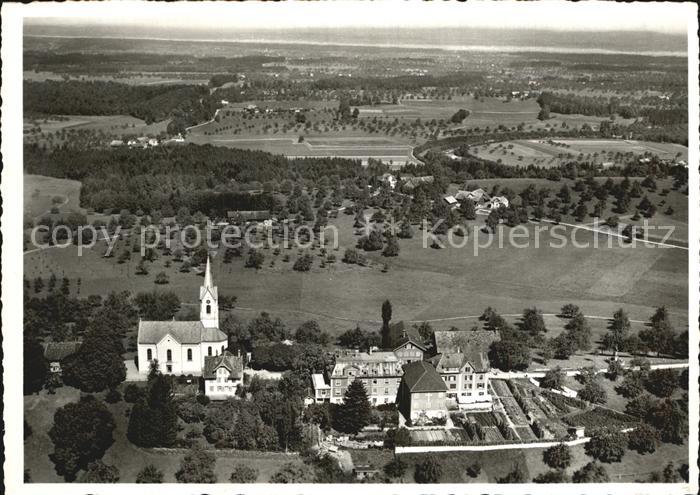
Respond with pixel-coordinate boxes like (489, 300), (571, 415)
(470, 138), (688, 168)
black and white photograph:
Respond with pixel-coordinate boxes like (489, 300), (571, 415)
(1, 1), (698, 493)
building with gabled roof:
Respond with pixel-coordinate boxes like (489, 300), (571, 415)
(396, 360), (447, 423)
(330, 351), (402, 406)
(203, 350), (244, 400)
(431, 328), (499, 407)
(44, 341), (82, 373)
(311, 373), (331, 403)
(137, 257), (227, 376)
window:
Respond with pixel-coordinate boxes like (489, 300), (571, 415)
(208, 346), (212, 356)
(147, 349), (152, 361)
(206, 300), (211, 314)
(166, 349), (172, 362)
(450, 384), (456, 389)
(221, 345), (225, 353)
(166, 365), (172, 373)
(479, 391), (485, 396)
(384, 388), (389, 394)
(187, 349), (193, 361)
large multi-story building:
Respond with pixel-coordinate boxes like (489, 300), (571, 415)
(329, 351), (403, 405)
(429, 329), (500, 408)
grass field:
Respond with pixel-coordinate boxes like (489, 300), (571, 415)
(470, 138), (688, 168)
(24, 174), (83, 221)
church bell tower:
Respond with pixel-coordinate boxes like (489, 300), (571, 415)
(199, 256), (219, 328)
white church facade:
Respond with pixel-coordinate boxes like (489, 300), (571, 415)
(137, 257), (228, 376)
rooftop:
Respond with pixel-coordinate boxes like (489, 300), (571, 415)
(401, 360), (447, 393)
(138, 320), (227, 345)
(203, 351), (244, 380)
(44, 341), (81, 361)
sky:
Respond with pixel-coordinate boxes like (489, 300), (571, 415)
(22, 0), (693, 34)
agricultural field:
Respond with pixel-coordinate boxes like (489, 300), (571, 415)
(24, 114), (170, 147)
(468, 138), (688, 168)
(24, 174), (84, 221)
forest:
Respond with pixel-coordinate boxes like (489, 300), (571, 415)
(24, 80), (219, 131)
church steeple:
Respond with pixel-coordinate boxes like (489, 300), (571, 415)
(199, 255), (219, 328)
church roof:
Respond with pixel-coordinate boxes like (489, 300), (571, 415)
(138, 320), (226, 345)
(199, 256), (219, 300)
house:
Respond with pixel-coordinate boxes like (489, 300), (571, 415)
(109, 139), (124, 147)
(137, 257), (228, 375)
(226, 210), (272, 223)
(396, 360), (448, 423)
(147, 138), (159, 147)
(312, 373), (331, 403)
(401, 175), (434, 191)
(381, 173), (397, 190)
(455, 188), (490, 205)
(430, 329), (499, 408)
(443, 195), (459, 207)
(390, 322), (428, 364)
(203, 350), (244, 400)
(44, 341), (81, 373)
(330, 351), (403, 405)
(484, 196), (509, 210)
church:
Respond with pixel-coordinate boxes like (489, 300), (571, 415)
(137, 257), (229, 376)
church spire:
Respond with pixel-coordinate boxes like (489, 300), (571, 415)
(204, 255), (213, 288)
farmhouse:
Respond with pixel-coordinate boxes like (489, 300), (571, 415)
(396, 360), (448, 424)
(455, 188), (490, 205)
(430, 329), (499, 408)
(484, 196), (509, 210)
(43, 341), (81, 374)
(136, 257), (228, 376)
(203, 350), (244, 400)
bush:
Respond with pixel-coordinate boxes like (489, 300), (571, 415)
(105, 388), (122, 403)
(136, 464), (164, 483)
(229, 463), (259, 483)
(177, 397), (206, 423)
(196, 394), (211, 406)
(628, 424), (659, 454)
(384, 457), (407, 478)
(578, 380), (607, 404)
(584, 428), (627, 463)
(543, 443), (571, 469)
(572, 461), (609, 482)
(124, 384), (145, 403)
(414, 455), (442, 483)
(466, 461), (481, 478)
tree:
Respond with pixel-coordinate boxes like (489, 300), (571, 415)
(271, 462), (316, 483)
(48, 395), (116, 481)
(572, 461), (609, 483)
(334, 380), (371, 434)
(579, 380), (607, 404)
(647, 398), (687, 444)
(78, 461), (120, 483)
(645, 368), (678, 397)
(245, 249), (265, 269)
(603, 308), (630, 352)
(543, 443), (571, 469)
(136, 464), (164, 483)
(414, 455), (442, 483)
(533, 470), (570, 483)
(497, 463), (527, 483)
(606, 360), (624, 381)
(154, 271), (169, 284)
(382, 235), (400, 257)
(628, 423), (659, 454)
(584, 428), (627, 463)
(175, 448), (217, 483)
(24, 336), (48, 394)
(134, 290), (181, 320)
(62, 331), (126, 393)
(229, 464), (259, 483)
(617, 371), (645, 398)
(466, 461), (482, 478)
(520, 307), (547, 336)
(560, 303), (580, 318)
(381, 300), (393, 349)
(625, 392), (657, 419)
(415, 321), (433, 343)
(564, 313), (592, 352)
(460, 199), (476, 220)
(384, 457), (407, 479)
(540, 367), (564, 390)
(127, 371), (178, 448)
(293, 253), (314, 272)
(489, 340), (530, 371)
(294, 320), (330, 346)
